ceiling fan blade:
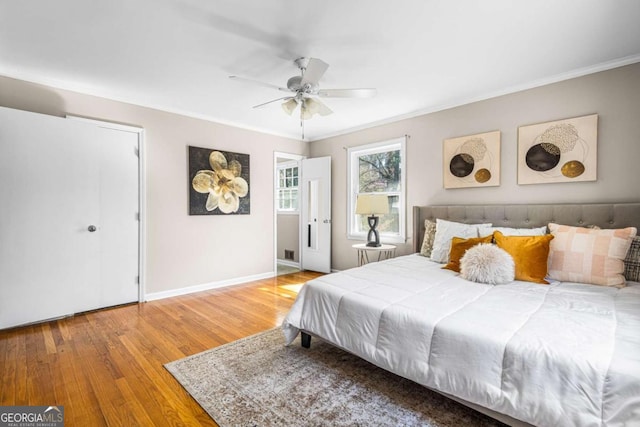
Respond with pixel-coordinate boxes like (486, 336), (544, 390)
(229, 75), (291, 93)
(317, 88), (377, 98)
(252, 96), (292, 109)
(300, 58), (329, 86)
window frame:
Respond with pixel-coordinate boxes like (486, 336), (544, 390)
(347, 137), (407, 243)
(276, 161), (300, 214)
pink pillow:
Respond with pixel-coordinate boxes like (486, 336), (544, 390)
(547, 223), (637, 287)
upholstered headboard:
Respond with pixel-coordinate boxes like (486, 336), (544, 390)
(413, 203), (640, 253)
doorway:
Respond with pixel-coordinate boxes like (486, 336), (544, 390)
(274, 152), (303, 276)
(273, 153), (332, 276)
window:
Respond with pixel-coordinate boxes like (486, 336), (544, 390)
(276, 162), (299, 212)
(347, 137), (406, 243)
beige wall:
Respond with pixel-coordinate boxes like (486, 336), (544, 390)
(277, 214), (300, 263)
(3, 63), (639, 280)
(310, 63), (640, 271)
(0, 76), (308, 296)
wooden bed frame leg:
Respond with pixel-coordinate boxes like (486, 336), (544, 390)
(301, 332), (311, 348)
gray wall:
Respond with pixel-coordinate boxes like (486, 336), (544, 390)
(0, 76), (308, 297)
(310, 63), (640, 271)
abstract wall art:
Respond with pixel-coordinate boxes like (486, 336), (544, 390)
(188, 146), (250, 215)
(443, 130), (501, 189)
(518, 114), (597, 185)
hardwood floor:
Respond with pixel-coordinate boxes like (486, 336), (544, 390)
(0, 270), (323, 426)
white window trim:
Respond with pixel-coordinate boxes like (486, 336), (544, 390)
(276, 210), (300, 216)
(347, 137), (407, 244)
(276, 161), (300, 213)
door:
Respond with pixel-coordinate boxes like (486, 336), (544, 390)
(0, 107), (139, 329)
(301, 156), (331, 273)
(68, 116), (141, 311)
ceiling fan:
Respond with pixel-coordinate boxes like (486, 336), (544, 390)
(229, 57), (376, 138)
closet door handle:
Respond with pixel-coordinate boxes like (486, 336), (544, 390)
(88, 225), (97, 232)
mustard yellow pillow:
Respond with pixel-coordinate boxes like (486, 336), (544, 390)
(493, 231), (554, 284)
(443, 235), (494, 273)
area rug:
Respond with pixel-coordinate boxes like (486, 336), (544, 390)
(165, 328), (506, 427)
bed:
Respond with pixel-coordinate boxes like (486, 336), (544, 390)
(282, 203), (640, 427)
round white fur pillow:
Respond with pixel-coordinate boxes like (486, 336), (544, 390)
(460, 243), (515, 285)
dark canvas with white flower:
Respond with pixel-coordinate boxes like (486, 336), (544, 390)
(189, 146), (250, 215)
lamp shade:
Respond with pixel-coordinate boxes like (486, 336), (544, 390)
(355, 194), (389, 215)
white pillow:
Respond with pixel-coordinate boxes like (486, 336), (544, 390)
(478, 225), (547, 237)
(430, 219), (492, 263)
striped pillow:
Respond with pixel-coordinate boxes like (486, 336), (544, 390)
(547, 223), (637, 287)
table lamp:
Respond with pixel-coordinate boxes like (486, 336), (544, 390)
(355, 194), (389, 247)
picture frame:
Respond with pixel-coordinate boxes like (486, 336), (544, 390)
(443, 130), (501, 189)
(188, 146), (250, 215)
(517, 114), (597, 185)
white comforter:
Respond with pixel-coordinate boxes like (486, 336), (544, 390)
(282, 254), (640, 427)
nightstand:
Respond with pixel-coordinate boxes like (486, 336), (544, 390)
(352, 243), (397, 266)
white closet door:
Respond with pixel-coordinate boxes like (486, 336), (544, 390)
(0, 107), (139, 329)
(78, 125), (140, 311)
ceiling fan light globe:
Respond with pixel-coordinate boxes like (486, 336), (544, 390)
(282, 98), (298, 115)
(301, 106), (314, 120)
(305, 97), (333, 117)
(304, 98), (320, 114)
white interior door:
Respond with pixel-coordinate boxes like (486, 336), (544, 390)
(0, 107), (139, 329)
(0, 107), (95, 327)
(301, 156), (331, 273)
(81, 124), (140, 311)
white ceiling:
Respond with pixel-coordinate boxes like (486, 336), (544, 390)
(2, 1), (640, 141)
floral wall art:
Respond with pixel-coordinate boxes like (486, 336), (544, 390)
(443, 130), (501, 189)
(518, 114), (597, 185)
(189, 146), (250, 215)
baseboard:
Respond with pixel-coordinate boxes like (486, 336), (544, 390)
(277, 259), (300, 268)
(277, 259), (338, 273)
(144, 271), (275, 302)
